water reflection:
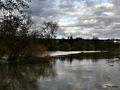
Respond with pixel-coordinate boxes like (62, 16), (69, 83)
(0, 62), (56, 90)
(0, 52), (120, 90)
(54, 52), (119, 64)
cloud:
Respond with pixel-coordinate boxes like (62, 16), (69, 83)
(95, 3), (114, 9)
(30, 0), (120, 39)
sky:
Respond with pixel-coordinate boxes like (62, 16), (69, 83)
(29, 0), (120, 39)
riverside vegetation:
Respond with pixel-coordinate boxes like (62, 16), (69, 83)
(0, 0), (120, 63)
(0, 0), (58, 62)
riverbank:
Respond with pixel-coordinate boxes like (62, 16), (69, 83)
(0, 51), (119, 64)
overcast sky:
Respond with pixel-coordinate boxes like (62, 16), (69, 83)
(29, 0), (120, 39)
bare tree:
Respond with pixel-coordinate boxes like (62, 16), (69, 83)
(40, 21), (58, 39)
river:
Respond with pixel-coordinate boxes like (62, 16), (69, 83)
(0, 52), (120, 90)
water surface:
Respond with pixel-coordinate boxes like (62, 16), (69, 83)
(0, 52), (120, 90)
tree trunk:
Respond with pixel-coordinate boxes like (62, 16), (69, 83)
(8, 51), (18, 62)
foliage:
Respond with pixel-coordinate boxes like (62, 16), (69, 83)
(0, 0), (38, 61)
(38, 38), (120, 52)
(33, 45), (46, 56)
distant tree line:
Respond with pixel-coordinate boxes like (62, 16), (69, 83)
(37, 37), (120, 52)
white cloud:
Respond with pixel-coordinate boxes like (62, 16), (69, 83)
(59, 21), (76, 27)
(95, 3), (114, 9)
(103, 12), (115, 16)
(81, 19), (97, 24)
(30, 0), (120, 39)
